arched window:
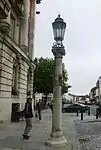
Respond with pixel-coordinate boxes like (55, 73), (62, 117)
(11, 56), (20, 95)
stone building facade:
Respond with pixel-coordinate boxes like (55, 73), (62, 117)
(96, 76), (101, 104)
(0, 0), (42, 122)
(89, 76), (101, 105)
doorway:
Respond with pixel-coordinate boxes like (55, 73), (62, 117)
(11, 103), (20, 122)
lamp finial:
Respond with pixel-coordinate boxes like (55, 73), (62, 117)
(58, 13), (60, 18)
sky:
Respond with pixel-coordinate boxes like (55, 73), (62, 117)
(34, 0), (101, 95)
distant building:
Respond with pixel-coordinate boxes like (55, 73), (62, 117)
(68, 93), (89, 104)
(89, 86), (97, 103)
(95, 76), (101, 104)
(89, 76), (101, 104)
(35, 93), (53, 104)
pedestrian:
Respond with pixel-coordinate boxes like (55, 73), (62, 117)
(35, 102), (38, 118)
(36, 100), (42, 121)
(22, 98), (33, 140)
(50, 102), (53, 114)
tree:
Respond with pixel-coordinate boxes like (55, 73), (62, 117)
(61, 63), (68, 95)
(33, 57), (68, 105)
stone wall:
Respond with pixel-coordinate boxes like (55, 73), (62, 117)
(0, 0), (36, 123)
(0, 33), (30, 122)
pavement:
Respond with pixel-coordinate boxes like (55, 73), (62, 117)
(0, 109), (80, 150)
(0, 108), (101, 150)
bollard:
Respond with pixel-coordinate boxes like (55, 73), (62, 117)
(88, 107), (90, 116)
(77, 109), (79, 116)
(81, 110), (83, 120)
(96, 108), (99, 119)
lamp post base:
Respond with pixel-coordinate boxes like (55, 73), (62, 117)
(46, 131), (67, 147)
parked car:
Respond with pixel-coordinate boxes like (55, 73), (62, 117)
(62, 103), (89, 113)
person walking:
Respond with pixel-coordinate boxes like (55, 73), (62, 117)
(50, 102), (53, 114)
(36, 100), (42, 121)
(22, 98), (33, 140)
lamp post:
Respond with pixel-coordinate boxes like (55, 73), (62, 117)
(47, 14), (67, 146)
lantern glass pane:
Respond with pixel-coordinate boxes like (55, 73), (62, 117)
(62, 28), (65, 39)
(52, 17), (66, 41)
(53, 28), (57, 39)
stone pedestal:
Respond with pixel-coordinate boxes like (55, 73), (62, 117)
(47, 131), (67, 146)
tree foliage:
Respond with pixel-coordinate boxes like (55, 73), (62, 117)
(33, 57), (55, 95)
(61, 63), (68, 94)
(33, 57), (69, 98)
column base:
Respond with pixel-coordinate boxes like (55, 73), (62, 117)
(45, 131), (67, 147)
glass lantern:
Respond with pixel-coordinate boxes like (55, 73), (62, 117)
(52, 14), (66, 42)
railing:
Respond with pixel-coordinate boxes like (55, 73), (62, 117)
(0, 0), (11, 19)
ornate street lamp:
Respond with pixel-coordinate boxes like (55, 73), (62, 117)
(46, 15), (67, 146)
(52, 14), (66, 42)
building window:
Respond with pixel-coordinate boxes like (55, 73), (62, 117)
(27, 69), (30, 95)
(10, 14), (15, 39)
(11, 57), (20, 95)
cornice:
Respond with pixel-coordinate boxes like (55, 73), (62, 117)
(0, 32), (35, 68)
